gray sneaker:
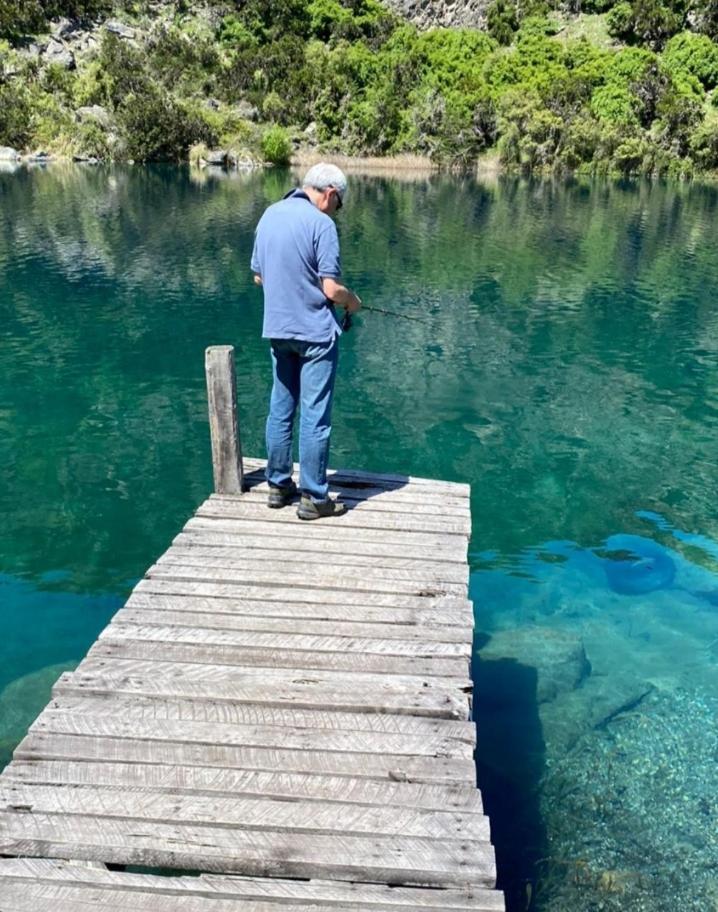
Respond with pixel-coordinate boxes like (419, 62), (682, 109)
(267, 481), (298, 509)
(296, 495), (348, 520)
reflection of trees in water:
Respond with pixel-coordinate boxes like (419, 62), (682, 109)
(2, 166), (718, 588)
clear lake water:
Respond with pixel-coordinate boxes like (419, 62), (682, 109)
(1, 162), (718, 911)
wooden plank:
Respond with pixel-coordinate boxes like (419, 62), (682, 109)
(52, 670), (471, 720)
(195, 498), (471, 536)
(44, 693), (476, 744)
(0, 882), (501, 912)
(29, 709), (474, 760)
(0, 859), (503, 909)
(5, 760), (483, 812)
(112, 607), (473, 649)
(229, 482), (470, 506)
(134, 578), (472, 611)
(145, 563), (467, 598)
(15, 732), (475, 784)
(205, 346), (243, 494)
(215, 491), (471, 518)
(175, 528), (468, 564)
(93, 628), (469, 676)
(74, 655), (472, 696)
(168, 539), (469, 580)
(156, 551), (468, 589)
(184, 518), (469, 552)
(0, 813), (497, 887)
(105, 616), (471, 657)
(125, 592), (474, 631)
(0, 784), (490, 841)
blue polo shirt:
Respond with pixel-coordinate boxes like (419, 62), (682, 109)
(251, 189), (343, 342)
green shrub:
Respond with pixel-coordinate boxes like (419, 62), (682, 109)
(486, 0), (519, 45)
(612, 134), (650, 171)
(0, 82), (31, 146)
(689, 119), (718, 167)
(118, 87), (215, 161)
(607, 0), (684, 49)
(662, 31), (718, 88)
(260, 123), (291, 163)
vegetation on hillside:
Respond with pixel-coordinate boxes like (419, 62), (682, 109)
(2, 0), (718, 174)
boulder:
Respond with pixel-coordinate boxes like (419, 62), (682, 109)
(205, 98), (221, 111)
(105, 20), (136, 40)
(50, 17), (76, 40)
(203, 149), (228, 166)
(43, 39), (75, 70)
(233, 99), (259, 122)
(475, 625), (591, 706)
(0, 147), (20, 161)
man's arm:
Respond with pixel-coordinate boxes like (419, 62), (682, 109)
(322, 276), (361, 314)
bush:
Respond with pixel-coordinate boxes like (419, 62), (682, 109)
(607, 0), (684, 49)
(661, 31), (718, 89)
(0, 82), (31, 146)
(117, 88), (215, 161)
(260, 123), (291, 163)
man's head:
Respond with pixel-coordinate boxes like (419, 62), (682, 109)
(302, 162), (347, 215)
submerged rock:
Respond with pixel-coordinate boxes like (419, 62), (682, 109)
(601, 534), (676, 595)
(476, 625), (591, 706)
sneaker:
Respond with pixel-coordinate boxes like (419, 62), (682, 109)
(267, 481), (298, 509)
(296, 495), (348, 521)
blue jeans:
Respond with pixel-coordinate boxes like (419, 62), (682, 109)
(266, 338), (338, 502)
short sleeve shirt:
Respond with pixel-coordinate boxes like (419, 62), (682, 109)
(251, 189), (343, 342)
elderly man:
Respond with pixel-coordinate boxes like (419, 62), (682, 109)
(251, 162), (362, 520)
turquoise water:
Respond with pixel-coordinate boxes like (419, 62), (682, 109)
(2, 164), (718, 911)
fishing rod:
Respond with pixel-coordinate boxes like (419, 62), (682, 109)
(341, 304), (429, 331)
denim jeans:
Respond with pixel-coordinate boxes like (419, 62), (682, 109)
(266, 338), (339, 502)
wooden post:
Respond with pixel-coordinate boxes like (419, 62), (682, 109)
(205, 345), (244, 494)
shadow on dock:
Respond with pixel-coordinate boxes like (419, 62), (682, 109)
(242, 466), (409, 510)
(472, 637), (547, 912)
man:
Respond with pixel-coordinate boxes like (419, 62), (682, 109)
(251, 162), (362, 520)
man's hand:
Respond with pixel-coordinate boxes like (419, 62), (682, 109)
(322, 277), (362, 313)
(253, 274), (263, 286)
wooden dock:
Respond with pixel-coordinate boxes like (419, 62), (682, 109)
(0, 348), (504, 911)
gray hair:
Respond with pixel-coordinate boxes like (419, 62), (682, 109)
(302, 162), (348, 202)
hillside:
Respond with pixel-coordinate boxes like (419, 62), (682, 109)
(2, 0), (718, 175)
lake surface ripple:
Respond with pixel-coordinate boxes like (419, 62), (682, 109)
(1, 164), (717, 912)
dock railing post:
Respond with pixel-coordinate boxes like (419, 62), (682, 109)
(205, 345), (244, 494)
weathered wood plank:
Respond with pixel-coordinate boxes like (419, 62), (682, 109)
(168, 539), (470, 580)
(156, 551), (469, 589)
(0, 784), (490, 841)
(0, 859), (503, 909)
(226, 482), (470, 506)
(30, 709), (474, 760)
(44, 693), (476, 744)
(0, 813), (497, 887)
(145, 562), (467, 597)
(112, 608), (473, 650)
(15, 732), (475, 784)
(210, 482), (471, 518)
(74, 655), (472, 698)
(183, 517), (469, 553)
(134, 578), (472, 611)
(5, 760), (483, 812)
(205, 346), (243, 495)
(175, 528), (468, 564)
(52, 670), (471, 720)
(91, 633), (470, 678)
(0, 882), (503, 912)
(195, 498), (471, 536)
(125, 592), (474, 631)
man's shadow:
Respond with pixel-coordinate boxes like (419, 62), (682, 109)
(242, 467), (409, 509)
